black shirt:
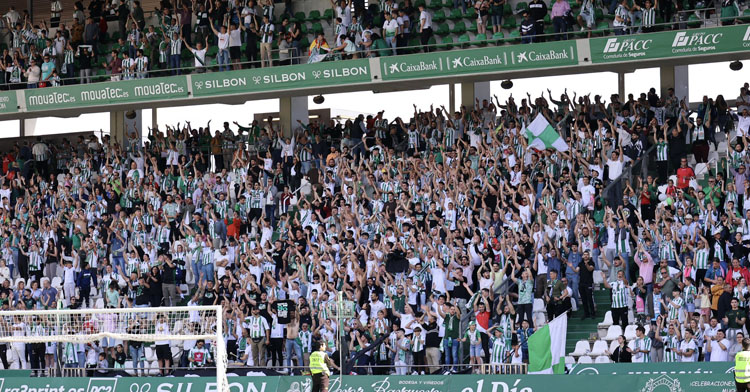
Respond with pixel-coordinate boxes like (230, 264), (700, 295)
(422, 321), (440, 348)
(578, 259), (595, 285)
(451, 275), (470, 300)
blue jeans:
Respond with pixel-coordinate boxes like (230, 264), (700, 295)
(130, 346), (144, 374)
(567, 274), (580, 303)
(284, 339), (303, 368)
(170, 54), (181, 75)
(443, 337), (460, 369)
(217, 49), (229, 72)
(112, 256), (125, 275)
(200, 263), (215, 281)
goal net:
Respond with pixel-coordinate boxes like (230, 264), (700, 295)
(0, 305), (227, 389)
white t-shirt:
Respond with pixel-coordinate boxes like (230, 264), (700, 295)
(191, 48), (207, 68)
(679, 339), (697, 362)
(383, 19), (399, 37)
(217, 32), (229, 49)
(229, 29), (241, 47)
(738, 115), (750, 137)
(420, 10), (432, 29)
(709, 338), (730, 361)
(155, 322), (170, 345)
(606, 159), (623, 181)
(335, 5), (352, 26)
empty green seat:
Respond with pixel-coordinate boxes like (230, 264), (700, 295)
(594, 7), (603, 20)
(428, 0), (443, 9)
(516, 2), (528, 12)
(451, 20), (467, 33)
(508, 30), (521, 42)
(544, 14), (551, 24)
(322, 8), (334, 20)
(312, 22), (324, 35)
(307, 10), (321, 21)
(300, 23), (308, 34)
(502, 16), (517, 29)
(436, 22), (450, 35)
(434, 9), (446, 22)
(293, 12), (305, 22)
(449, 8), (463, 19)
(504, 3), (513, 15)
(414, 0), (427, 8)
(491, 31), (504, 43)
(468, 20), (478, 32)
(687, 14), (701, 28)
(466, 7), (477, 18)
(440, 36), (454, 49)
(474, 33), (487, 45)
(457, 33), (471, 47)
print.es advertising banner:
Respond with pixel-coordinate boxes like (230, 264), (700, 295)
(23, 76), (189, 111)
(0, 371), (739, 392)
(0, 92), (18, 115)
(590, 24), (750, 63)
(379, 41), (578, 81)
(190, 59), (371, 97)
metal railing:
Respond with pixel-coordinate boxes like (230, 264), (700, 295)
(25, 362), (528, 376)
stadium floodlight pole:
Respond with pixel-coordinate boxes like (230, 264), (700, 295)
(0, 305), (227, 391)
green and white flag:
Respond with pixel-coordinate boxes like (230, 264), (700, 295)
(528, 313), (567, 374)
(525, 114), (569, 152)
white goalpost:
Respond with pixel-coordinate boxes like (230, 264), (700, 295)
(0, 305), (227, 390)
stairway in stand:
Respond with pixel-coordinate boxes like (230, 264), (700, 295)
(564, 288), (612, 354)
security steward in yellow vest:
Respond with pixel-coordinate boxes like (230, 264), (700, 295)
(310, 342), (336, 392)
(735, 338), (750, 392)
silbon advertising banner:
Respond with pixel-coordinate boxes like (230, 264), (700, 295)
(590, 24), (750, 63)
(380, 41), (578, 81)
(191, 60), (371, 97)
(24, 76), (189, 111)
(0, 372), (738, 392)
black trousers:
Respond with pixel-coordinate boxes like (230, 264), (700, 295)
(580, 284), (595, 317)
(737, 380), (750, 392)
(0, 344), (8, 369)
(312, 373), (329, 392)
(612, 306), (628, 330)
(269, 337), (283, 367)
(30, 343), (45, 372)
(420, 27), (433, 52)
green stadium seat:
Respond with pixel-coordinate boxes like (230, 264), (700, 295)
(474, 33), (487, 45)
(507, 30), (521, 42)
(491, 31), (504, 44)
(414, 0), (427, 8)
(312, 22), (324, 35)
(373, 38), (392, 56)
(436, 22), (450, 35)
(502, 16), (517, 29)
(428, 0), (443, 9)
(449, 8), (463, 19)
(457, 33), (471, 47)
(373, 14), (383, 27)
(504, 3), (513, 15)
(307, 10), (321, 21)
(451, 20), (467, 33)
(594, 7), (603, 20)
(293, 12), (306, 22)
(740, 8), (750, 21)
(515, 2), (528, 12)
(439, 36), (454, 49)
(299, 36), (310, 50)
(300, 23), (308, 34)
(322, 8), (334, 21)
(207, 46), (218, 57)
(442, 0), (453, 7)
(595, 21), (609, 35)
(544, 14), (551, 24)
(468, 20), (478, 32)
(434, 9), (446, 23)
(408, 37), (421, 52)
(466, 7), (477, 18)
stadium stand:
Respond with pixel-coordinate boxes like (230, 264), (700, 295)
(0, 81), (748, 376)
(0, 0), (744, 87)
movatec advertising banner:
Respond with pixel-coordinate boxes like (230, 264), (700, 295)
(379, 41), (578, 81)
(0, 372), (738, 392)
(190, 59), (371, 97)
(0, 92), (18, 114)
(23, 76), (189, 111)
(589, 24), (750, 63)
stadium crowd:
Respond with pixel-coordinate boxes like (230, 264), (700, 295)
(0, 84), (750, 376)
(0, 0), (745, 87)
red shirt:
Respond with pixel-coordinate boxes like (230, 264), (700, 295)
(676, 167), (695, 189)
(475, 310), (490, 330)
